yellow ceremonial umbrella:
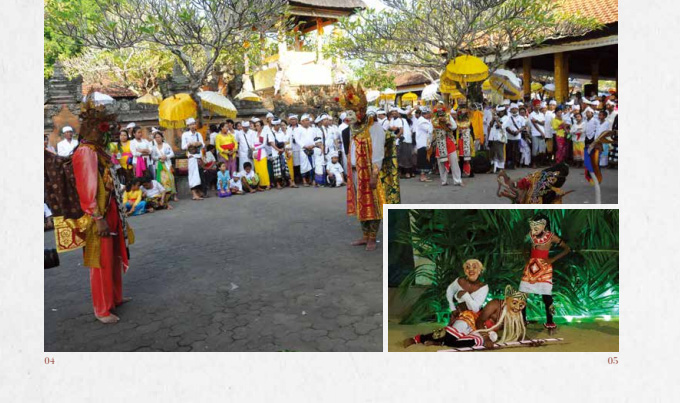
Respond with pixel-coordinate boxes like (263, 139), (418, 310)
(235, 91), (261, 102)
(136, 93), (161, 105)
(158, 93), (197, 129)
(489, 69), (523, 100)
(401, 92), (418, 102)
(482, 79), (492, 91)
(380, 88), (397, 101)
(197, 91), (238, 119)
(445, 55), (489, 86)
(531, 82), (543, 92)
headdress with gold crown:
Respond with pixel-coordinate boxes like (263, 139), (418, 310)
(79, 91), (119, 146)
(504, 285), (527, 302)
(339, 83), (368, 120)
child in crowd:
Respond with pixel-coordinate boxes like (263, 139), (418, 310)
(123, 178), (146, 216)
(326, 152), (345, 187)
(141, 176), (172, 210)
(229, 172), (244, 195)
(240, 162), (260, 193)
(217, 162), (232, 198)
(313, 137), (326, 187)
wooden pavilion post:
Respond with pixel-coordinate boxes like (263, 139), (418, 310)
(523, 57), (531, 99)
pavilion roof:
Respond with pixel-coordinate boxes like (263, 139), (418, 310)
(561, 0), (618, 25)
(288, 0), (366, 10)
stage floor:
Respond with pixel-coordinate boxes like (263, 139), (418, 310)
(388, 318), (619, 352)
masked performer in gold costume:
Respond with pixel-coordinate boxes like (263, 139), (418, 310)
(344, 84), (400, 251)
(45, 93), (135, 324)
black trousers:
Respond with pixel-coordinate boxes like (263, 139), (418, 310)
(506, 139), (520, 169)
(522, 294), (555, 324)
(416, 331), (477, 348)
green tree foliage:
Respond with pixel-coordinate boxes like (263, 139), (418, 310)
(326, 0), (601, 86)
(391, 209), (618, 324)
(45, 0), (286, 125)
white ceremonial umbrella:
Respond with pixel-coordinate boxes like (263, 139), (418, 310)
(421, 81), (441, 101)
(544, 83), (556, 92)
(82, 91), (115, 105)
(366, 90), (380, 103)
(197, 91), (238, 118)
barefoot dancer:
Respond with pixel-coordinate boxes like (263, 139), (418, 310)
(45, 94), (135, 324)
(344, 84), (399, 251)
(519, 214), (571, 331)
(404, 285), (528, 349)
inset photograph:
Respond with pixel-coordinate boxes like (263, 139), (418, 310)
(388, 208), (619, 352)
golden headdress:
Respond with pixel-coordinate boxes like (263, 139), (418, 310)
(504, 285), (527, 302)
(338, 83), (368, 114)
(79, 91), (119, 145)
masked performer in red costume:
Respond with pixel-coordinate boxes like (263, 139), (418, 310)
(345, 84), (400, 251)
(45, 94), (135, 324)
(519, 214), (570, 331)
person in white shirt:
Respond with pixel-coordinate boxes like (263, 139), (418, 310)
(208, 124), (220, 146)
(377, 110), (387, 130)
(56, 126), (79, 157)
(387, 109), (412, 179)
(150, 129), (177, 201)
(338, 113), (351, 171)
(584, 107), (599, 150)
(487, 106), (507, 173)
(312, 137), (326, 187)
(286, 114), (301, 183)
(595, 110), (612, 167)
(140, 177), (172, 210)
(544, 100), (557, 162)
(129, 126), (153, 178)
(529, 100), (547, 168)
(268, 119), (294, 189)
(518, 106), (532, 167)
(180, 117), (206, 200)
(296, 114), (316, 186)
(228, 172), (244, 194)
(326, 151), (345, 187)
(415, 107), (434, 182)
(570, 111), (586, 167)
(237, 121), (253, 172)
(503, 103), (525, 170)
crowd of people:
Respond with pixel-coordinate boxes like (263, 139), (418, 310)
(45, 90), (618, 218)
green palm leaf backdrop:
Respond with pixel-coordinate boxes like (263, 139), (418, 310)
(390, 209), (619, 325)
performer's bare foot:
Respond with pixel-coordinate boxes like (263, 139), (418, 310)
(95, 313), (120, 324)
(351, 237), (368, 246)
(402, 338), (416, 348)
(365, 238), (377, 251)
(167, 204), (173, 210)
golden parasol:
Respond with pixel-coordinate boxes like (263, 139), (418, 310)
(531, 82), (543, 92)
(135, 93), (161, 105)
(197, 91), (238, 119)
(158, 93), (197, 129)
(489, 69), (523, 100)
(380, 88), (397, 101)
(445, 55), (489, 86)
(482, 79), (492, 91)
(235, 91), (261, 102)
(401, 92), (418, 102)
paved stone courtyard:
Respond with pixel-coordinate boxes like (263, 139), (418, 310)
(44, 185), (382, 352)
(44, 167), (616, 352)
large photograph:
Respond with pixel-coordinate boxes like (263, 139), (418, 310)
(43, 0), (617, 352)
(388, 209), (619, 352)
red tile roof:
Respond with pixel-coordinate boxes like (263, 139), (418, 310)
(561, 0), (618, 25)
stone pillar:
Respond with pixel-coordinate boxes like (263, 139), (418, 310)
(523, 57), (531, 99)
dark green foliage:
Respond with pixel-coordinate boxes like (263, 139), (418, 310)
(391, 209), (619, 324)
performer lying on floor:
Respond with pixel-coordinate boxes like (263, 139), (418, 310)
(403, 285), (528, 349)
(496, 162), (571, 204)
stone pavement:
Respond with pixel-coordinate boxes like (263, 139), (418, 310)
(44, 166), (617, 352)
(44, 185), (382, 352)
(401, 166), (618, 204)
